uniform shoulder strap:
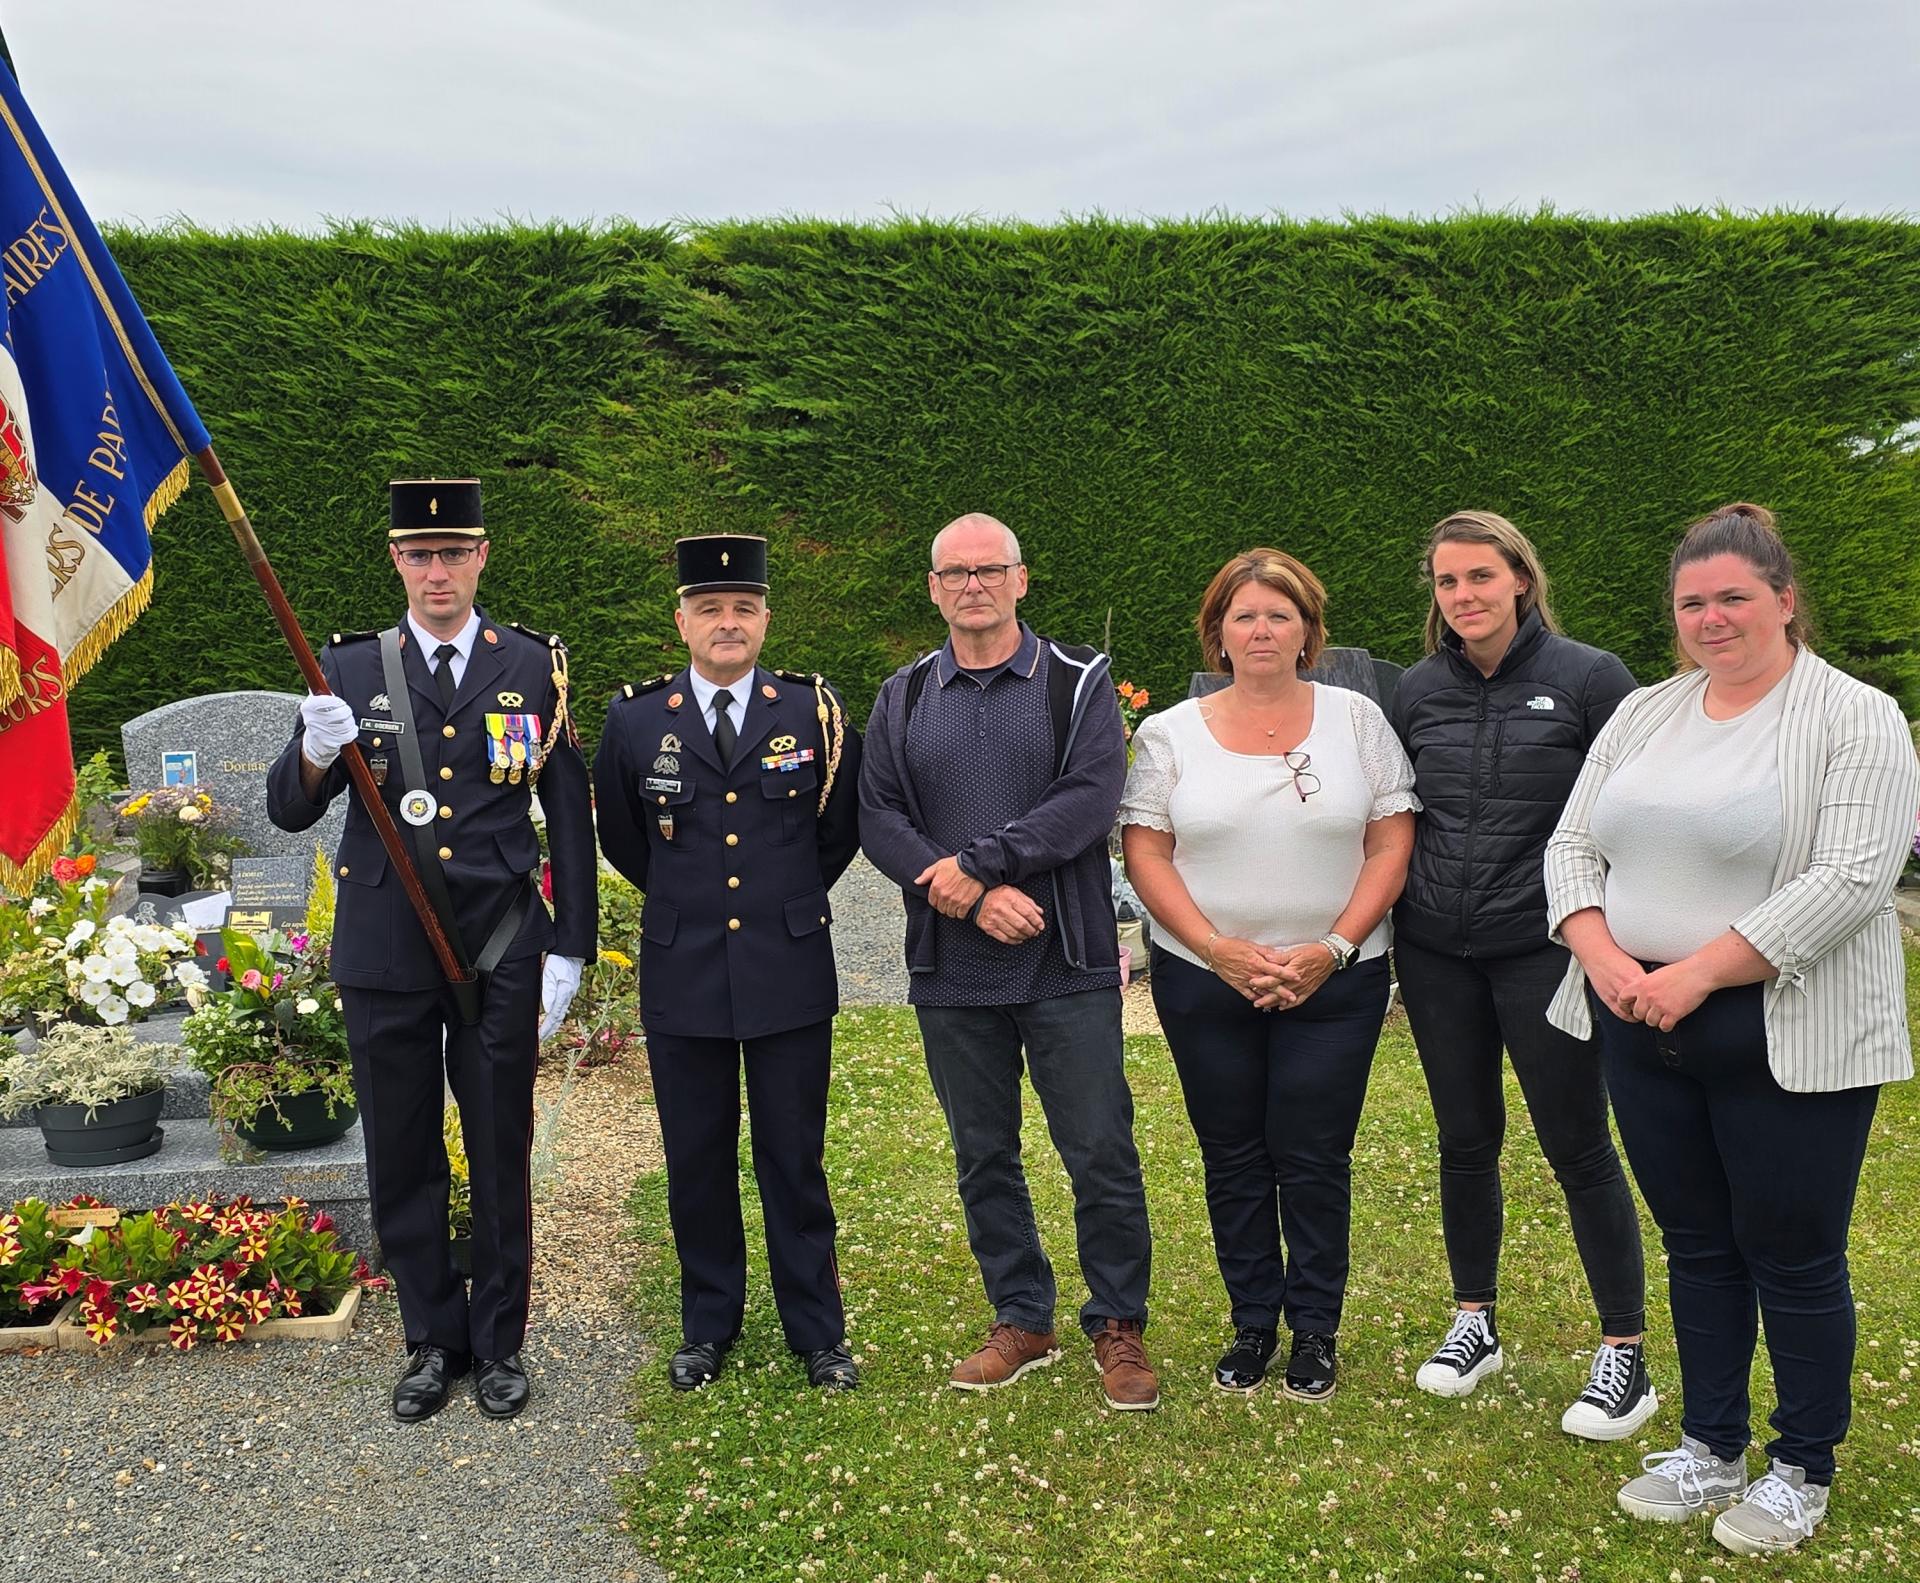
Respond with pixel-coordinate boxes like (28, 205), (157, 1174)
(618, 674), (675, 701)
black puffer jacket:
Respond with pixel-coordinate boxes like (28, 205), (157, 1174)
(1390, 610), (1636, 959)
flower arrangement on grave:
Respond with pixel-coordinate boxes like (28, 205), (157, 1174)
(40, 1194), (376, 1349)
(0, 1023), (172, 1121)
(114, 786), (247, 889)
(0, 873), (199, 1028)
(0, 1196), (91, 1323)
(181, 925), (353, 1133)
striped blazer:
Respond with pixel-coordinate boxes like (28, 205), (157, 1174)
(1544, 647), (1919, 1092)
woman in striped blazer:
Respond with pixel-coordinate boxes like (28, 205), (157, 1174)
(1543, 502), (1918, 1559)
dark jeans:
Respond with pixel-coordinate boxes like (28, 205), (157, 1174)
(1595, 982), (1879, 1483)
(916, 988), (1151, 1339)
(1151, 948), (1389, 1334)
(1396, 937), (1646, 1335)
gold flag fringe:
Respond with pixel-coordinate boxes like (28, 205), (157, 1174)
(61, 562), (152, 689)
(0, 791), (80, 898)
(142, 455), (191, 532)
(0, 644), (20, 710)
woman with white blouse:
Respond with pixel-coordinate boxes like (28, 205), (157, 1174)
(1120, 548), (1417, 1400)
(1545, 503), (1919, 1557)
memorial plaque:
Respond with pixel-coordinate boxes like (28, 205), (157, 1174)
(122, 690), (346, 860)
(227, 855), (311, 931)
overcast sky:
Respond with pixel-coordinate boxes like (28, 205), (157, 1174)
(5, 1), (1916, 230)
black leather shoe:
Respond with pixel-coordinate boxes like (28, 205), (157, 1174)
(802, 1343), (859, 1391)
(474, 1353), (530, 1419)
(392, 1344), (470, 1422)
(1214, 1325), (1279, 1392)
(1282, 1330), (1338, 1402)
(669, 1337), (734, 1391)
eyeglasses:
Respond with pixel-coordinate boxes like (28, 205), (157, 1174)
(1283, 750), (1320, 802)
(934, 563), (1019, 592)
(397, 546), (479, 568)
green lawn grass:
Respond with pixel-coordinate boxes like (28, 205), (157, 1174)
(619, 954), (1920, 1582)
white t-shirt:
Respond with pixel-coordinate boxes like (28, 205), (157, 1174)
(1589, 673), (1788, 965)
(1118, 684), (1420, 968)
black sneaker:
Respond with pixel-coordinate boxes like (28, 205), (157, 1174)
(1415, 1306), (1504, 1399)
(1561, 1339), (1659, 1441)
(1213, 1325), (1279, 1392)
(1281, 1330), (1337, 1402)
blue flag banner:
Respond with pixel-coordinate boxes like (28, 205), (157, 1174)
(0, 60), (210, 886)
(0, 57), (208, 686)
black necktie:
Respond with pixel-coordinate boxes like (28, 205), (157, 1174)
(433, 643), (458, 711)
(713, 687), (738, 767)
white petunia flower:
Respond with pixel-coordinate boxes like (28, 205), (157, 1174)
(173, 962), (208, 990)
(77, 980), (109, 1006)
(65, 920), (96, 947)
(295, 997), (319, 1015)
(28, 897), (53, 917)
(125, 981), (156, 1008)
(81, 876), (108, 894)
(185, 985), (207, 1010)
(80, 955), (113, 983)
(107, 957), (142, 987)
(97, 995), (130, 1025)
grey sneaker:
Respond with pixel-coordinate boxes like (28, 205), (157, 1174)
(1616, 1435), (1749, 1522)
(1713, 1462), (1829, 1556)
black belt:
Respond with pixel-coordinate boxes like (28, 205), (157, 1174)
(378, 628), (531, 1025)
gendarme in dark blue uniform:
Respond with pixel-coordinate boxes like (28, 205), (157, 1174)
(267, 478), (595, 1423)
(593, 533), (861, 1390)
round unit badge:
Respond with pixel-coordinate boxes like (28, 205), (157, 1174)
(400, 789), (437, 827)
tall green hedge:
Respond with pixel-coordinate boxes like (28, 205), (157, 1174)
(75, 213), (1920, 766)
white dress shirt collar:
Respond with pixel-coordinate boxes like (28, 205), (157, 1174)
(688, 665), (753, 730)
(406, 609), (481, 687)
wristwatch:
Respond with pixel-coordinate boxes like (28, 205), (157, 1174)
(1317, 932), (1357, 971)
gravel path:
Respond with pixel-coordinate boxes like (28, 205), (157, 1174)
(830, 853), (909, 1006)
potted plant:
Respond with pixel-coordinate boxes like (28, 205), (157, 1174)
(0, 1197), (88, 1345)
(114, 786), (246, 895)
(182, 926), (356, 1150)
(0, 1023), (174, 1165)
(1, 870), (201, 1032)
(445, 1106), (473, 1276)
(55, 1194), (378, 1349)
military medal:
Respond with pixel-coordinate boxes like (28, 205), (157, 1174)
(369, 756), (389, 786)
(656, 810), (675, 841)
(400, 789), (436, 827)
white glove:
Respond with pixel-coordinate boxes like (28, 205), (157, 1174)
(299, 693), (359, 768)
(538, 954), (584, 1041)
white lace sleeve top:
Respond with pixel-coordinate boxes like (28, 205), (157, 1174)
(1118, 684), (1419, 967)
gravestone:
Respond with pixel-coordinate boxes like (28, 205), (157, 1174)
(227, 855), (311, 932)
(1188, 646), (1405, 708)
(121, 691), (344, 861)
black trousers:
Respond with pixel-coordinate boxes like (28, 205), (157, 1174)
(340, 949), (540, 1362)
(1395, 937), (1646, 1335)
(646, 1018), (845, 1353)
(1151, 948), (1388, 1334)
(1595, 982), (1879, 1483)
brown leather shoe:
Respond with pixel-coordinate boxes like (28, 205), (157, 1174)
(1091, 1318), (1161, 1410)
(949, 1323), (1060, 1390)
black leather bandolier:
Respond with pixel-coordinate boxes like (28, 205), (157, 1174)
(379, 627), (531, 1024)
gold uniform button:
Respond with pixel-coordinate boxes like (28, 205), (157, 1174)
(727, 917), (741, 931)
(439, 766), (453, 781)
(725, 791), (738, 804)
(438, 846), (452, 861)
(788, 789), (797, 798)
(727, 876), (740, 889)
(337, 865), (349, 877)
(442, 724), (456, 739)
(439, 805), (452, 819)
(725, 833), (739, 847)
(819, 916), (827, 925)
(371, 736), (382, 748)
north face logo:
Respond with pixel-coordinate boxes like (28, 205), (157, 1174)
(1526, 696), (1555, 711)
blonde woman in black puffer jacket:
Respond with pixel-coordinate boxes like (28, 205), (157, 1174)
(1388, 510), (1650, 1440)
